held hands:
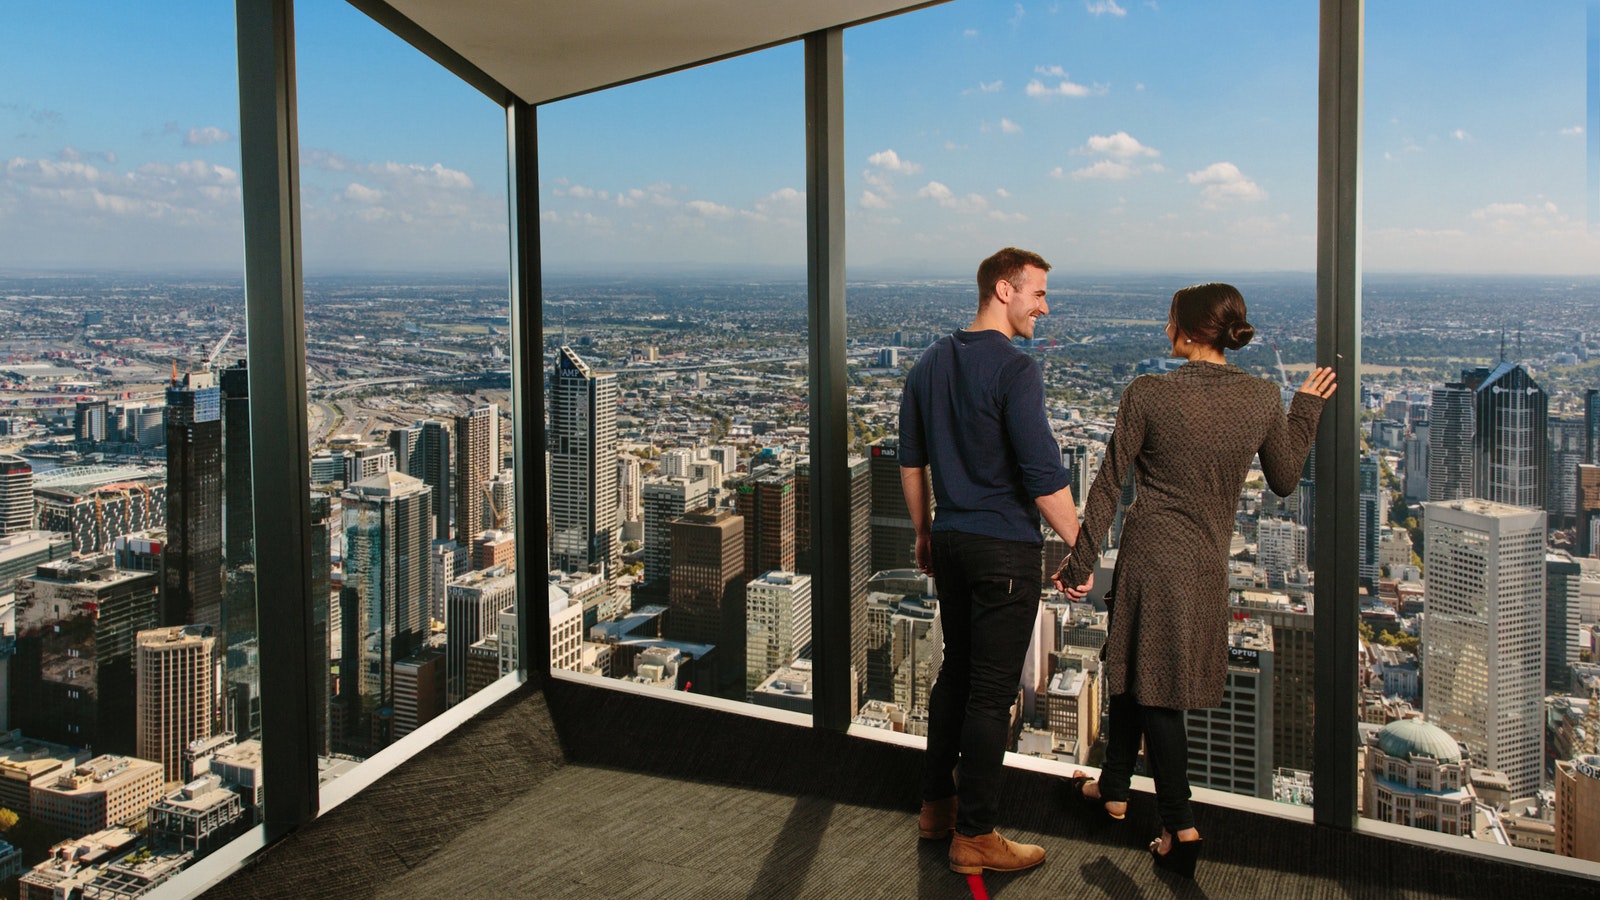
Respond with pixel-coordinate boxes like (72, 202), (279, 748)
(1050, 563), (1093, 601)
(1297, 366), (1337, 400)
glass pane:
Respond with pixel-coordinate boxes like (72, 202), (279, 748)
(292, 4), (511, 770)
(538, 46), (809, 709)
(845, 0), (1320, 811)
(1362, 1), (1600, 862)
(0, 1), (256, 879)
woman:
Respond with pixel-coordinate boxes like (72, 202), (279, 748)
(1052, 283), (1335, 878)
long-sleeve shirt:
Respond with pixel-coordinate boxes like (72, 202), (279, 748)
(899, 329), (1072, 544)
(1059, 360), (1325, 709)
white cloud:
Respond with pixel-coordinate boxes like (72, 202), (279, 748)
(1049, 166), (1065, 179)
(1085, 0), (1127, 16)
(861, 190), (891, 209)
(995, 188), (1011, 198)
(917, 181), (953, 202)
(989, 210), (1028, 223)
(1071, 160), (1136, 180)
(1560, 126), (1584, 136)
(1000, 118), (1023, 135)
(343, 183), (383, 204)
(1026, 78), (1105, 98)
(1451, 129), (1471, 141)
(1009, 3), (1026, 27)
(1185, 162), (1267, 205)
(916, 181), (992, 214)
(685, 199), (735, 219)
(964, 28), (979, 37)
(964, 80), (1004, 95)
(184, 126), (232, 146)
(1082, 131), (1159, 159)
(1035, 65), (1067, 77)
(867, 149), (922, 174)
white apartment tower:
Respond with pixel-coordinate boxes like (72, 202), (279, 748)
(745, 571), (812, 697)
(1422, 499), (1546, 797)
(454, 404), (501, 546)
(136, 625), (220, 783)
(549, 347), (619, 576)
(642, 476), (709, 591)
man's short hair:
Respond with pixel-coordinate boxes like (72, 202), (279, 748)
(977, 247), (1051, 305)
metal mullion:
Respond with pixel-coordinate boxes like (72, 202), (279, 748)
(804, 29), (850, 731)
(507, 100), (549, 678)
(236, 0), (318, 833)
(1313, 0), (1363, 831)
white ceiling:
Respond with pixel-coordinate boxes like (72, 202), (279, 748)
(381, 0), (942, 105)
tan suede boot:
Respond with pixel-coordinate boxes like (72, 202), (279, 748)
(917, 796), (958, 839)
(948, 830), (1046, 874)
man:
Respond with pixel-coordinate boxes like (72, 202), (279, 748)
(899, 247), (1080, 875)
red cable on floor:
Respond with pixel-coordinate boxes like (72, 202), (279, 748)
(966, 873), (989, 900)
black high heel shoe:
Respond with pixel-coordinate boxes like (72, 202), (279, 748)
(1063, 773), (1126, 821)
(1148, 831), (1203, 879)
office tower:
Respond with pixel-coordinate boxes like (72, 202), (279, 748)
(1556, 754), (1600, 862)
(431, 539), (469, 622)
(550, 348), (619, 575)
(135, 625), (219, 782)
(804, 455), (878, 703)
(164, 370), (225, 640)
(642, 476), (708, 592)
(660, 448), (693, 478)
(1464, 363), (1548, 509)
(74, 399), (108, 443)
(890, 598), (942, 721)
(220, 359), (252, 567)
(1362, 718), (1476, 835)
(483, 467), (514, 535)
(445, 568), (516, 706)
(869, 438), (917, 573)
(1234, 594), (1316, 773)
(1257, 518), (1307, 588)
(12, 557), (160, 755)
(341, 471), (433, 752)
(1061, 443), (1098, 507)
(1358, 454), (1381, 587)
(455, 404), (501, 547)
(0, 530), (71, 596)
(1293, 445), (1316, 568)
(1550, 417), (1586, 530)
(1428, 381), (1474, 502)
(1045, 660), (1099, 762)
(1547, 552), (1581, 693)
(414, 420), (452, 542)
(343, 445), (396, 486)
(736, 466), (795, 581)
(1186, 618), (1274, 799)
(1422, 499), (1546, 797)
(706, 445), (738, 474)
(551, 598), (584, 673)
(0, 455), (34, 536)
(472, 529), (515, 573)
(1587, 389), (1600, 465)
(30, 754), (164, 838)
(667, 508), (745, 691)
(391, 646), (446, 740)
(1404, 421), (1430, 504)
(310, 450), (343, 485)
(34, 476), (165, 554)
(617, 454), (642, 525)
(745, 571), (811, 696)
(309, 491), (334, 756)
(389, 424), (421, 476)
(1581, 464), (1600, 557)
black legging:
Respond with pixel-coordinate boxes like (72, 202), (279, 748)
(1095, 692), (1195, 833)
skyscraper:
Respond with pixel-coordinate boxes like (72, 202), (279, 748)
(1358, 453), (1381, 587)
(74, 400), (107, 443)
(1465, 362), (1548, 510)
(341, 470), (433, 752)
(1186, 618), (1275, 799)
(1549, 417), (1586, 530)
(736, 466), (795, 581)
(455, 404), (501, 548)
(1581, 464), (1600, 557)
(163, 370), (224, 644)
(136, 625), (219, 782)
(1428, 382), (1474, 503)
(445, 568), (516, 707)
(309, 490), (334, 756)
(1422, 499), (1546, 797)
(868, 438), (916, 573)
(1546, 551), (1581, 693)
(616, 454), (642, 525)
(388, 423), (422, 476)
(419, 420), (452, 544)
(667, 507), (745, 694)
(549, 348), (619, 576)
(642, 476), (708, 593)
(0, 455), (33, 536)
(1586, 388), (1600, 465)
(220, 359), (252, 568)
(1257, 518), (1307, 588)
(796, 455), (873, 702)
(745, 571), (811, 696)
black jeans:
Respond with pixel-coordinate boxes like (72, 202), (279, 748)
(1097, 692), (1195, 833)
(922, 531), (1042, 837)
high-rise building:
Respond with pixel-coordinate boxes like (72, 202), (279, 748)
(455, 404), (501, 547)
(1555, 754), (1600, 862)
(642, 476), (708, 592)
(1403, 421), (1430, 504)
(220, 359), (253, 568)
(340, 470), (433, 752)
(795, 455), (873, 702)
(30, 755), (164, 839)
(0, 455), (33, 536)
(1547, 552), (1582, 693)
(1235, 593), (1316, 773)
(12, 556), (160, 756)
(890, 597), (942, 722)
(309, 490), (334, 756)
(745, 571), (811, 696)
(1465, 363), (1548, 509)
(0, 530), (71, 596)
(1257, 518), (1307, 588)
(472, 529), (515, 573)
(417, 420), (452, 544)
(135, 625), (220, 782)
(388, 423), (422, 476)
(549, 348), (618, 576)
(1186, 618), (1275, 799)
(164, 370), (224, 641)
(1580, 464), (1600, 557)
(1061, 443), (1099, 509)
(391, 646), (446, 740)
(1428, 382), (1474, 503)
(1586, 388), (1600, 465)
(430, 539), (470, 623)
(1549, 417), (1586, 530)
(1422, 499), (1546, 797)
(660, 448), (693, 478)
(74, 399), (108, 443)
(616, 454), (642, 525)
(735, 466), (795, 581)
(667, 507), (745, 694)
(445, 568), (516, 706)
(343, 445), (396, 486)
(1358, 453), (1382, 587)
(868, 438), (916, 573)
(34, 476), (165, 555)
(1044, 661), (1100, 762)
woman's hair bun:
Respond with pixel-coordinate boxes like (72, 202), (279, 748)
(1223, 320), (1255, 351)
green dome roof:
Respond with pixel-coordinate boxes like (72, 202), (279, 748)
(1377, 719), (1462, 764)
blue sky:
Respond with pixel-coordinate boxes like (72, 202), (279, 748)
(1, 0), (1595, 275)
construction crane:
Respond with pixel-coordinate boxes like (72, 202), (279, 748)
(483, 482), (508, 530)
(1272, 342), (1296, 408)
(205, 327), (236, 369)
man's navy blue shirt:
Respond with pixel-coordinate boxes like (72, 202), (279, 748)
(899, 329), (1071, 544)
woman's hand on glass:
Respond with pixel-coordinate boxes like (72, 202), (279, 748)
(1297, 366), (1337, 399)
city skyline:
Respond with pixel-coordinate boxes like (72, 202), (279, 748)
(2, 1), (1595, 274)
